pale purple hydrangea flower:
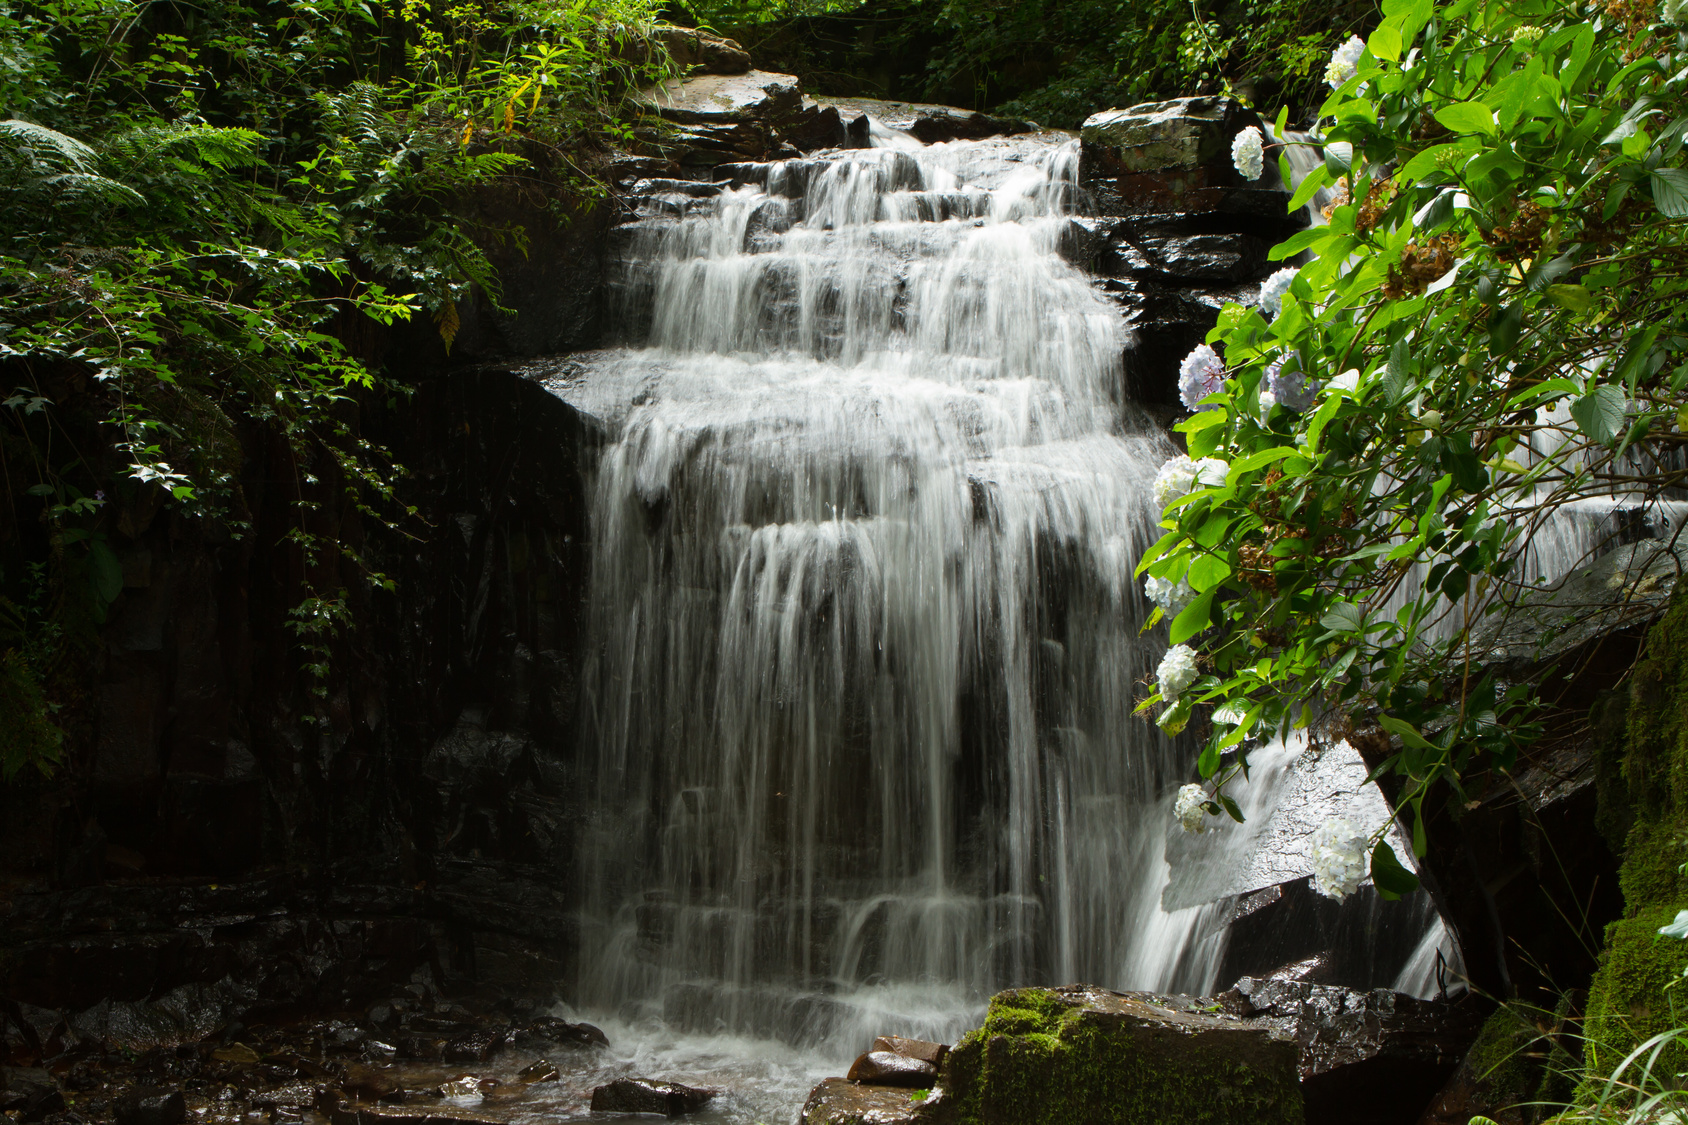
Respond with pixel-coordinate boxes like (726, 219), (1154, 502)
(1178, 343), (1226, 411)
(1257, 267), (1298, 316)
(1266, 354), (1318, 412)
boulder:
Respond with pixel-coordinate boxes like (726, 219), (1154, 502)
(846, 1051), (937, 1087)
(343, 1064), (402, 1102)
(1082, 97), (1259, 173)
(799, 1077), (925, 1125)
(588, 1078), (717, 1115)
(640, 71), (804, 127)
(1221, 978), (1485, 1125)
(924, 985), (1303, 1125)
(652, 26), (752, 75)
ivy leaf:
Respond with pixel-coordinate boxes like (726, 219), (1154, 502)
(1433, 101), (1497, 136)
(1569, 384), (1628, 445)
(1650, 168), (1688, 218)
(1371, 838), (1420, 900)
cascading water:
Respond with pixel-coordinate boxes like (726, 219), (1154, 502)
(565, 129), (1214, 1057)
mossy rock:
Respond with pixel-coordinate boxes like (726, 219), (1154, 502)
(925, 985), (1303, 1125)
(1581, 907), (1688, 1094)
(1580, 584), (1688, 1097)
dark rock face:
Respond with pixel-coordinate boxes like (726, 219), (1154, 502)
(588, 1078), (717, 1115)
(652, 27), (753, 76)
(1077, 96), (1306, 408)
(1221, 978), (1485, 1125)
(846, 1051), (938, 1086)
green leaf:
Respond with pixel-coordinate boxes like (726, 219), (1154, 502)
(1319, 602), (1365, 634)
(1187, 553), (1231, 592)
(1488, 303), (1523, 355)
(88, 540), (124, 605)
(1367, 20), (1403, 61)
(1197, 736), (1220, 777)
(1378, 714), (1439, 751)
(1371, 838), (1421, 900)
(1650, 168), (1688, 218)
(1219, 794), (1246, 823)
(1569, 384), (1627, 445)
(1287, 163), (1333, 212)
(1547, 284), (1592, 313)
(1170, 588), (1216, 644)
(1433, 101), (1496, 136)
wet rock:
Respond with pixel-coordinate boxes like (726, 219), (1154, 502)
(250, 1085), (317, 1110)
(2, 1069), (65, 1123)
(925, 985), (1302, 1125)
(315, 1088), (503, 1125)
(870, 1036), (949, 1068)
(1221, 978), (1485, 1125)
(846, 1051), (937, 1087)
(115, 1089), (186, 1125)
(434, 1076), (486, 1099)
(515, 1060), (557, 1083)
(343, 1065), (402, 1102)
(588, 1078), (717, 1115)
(441, 1028), (505, 1064)
(522, 1016), (608, 1049)
(781, 104), (848, 153)
(799, 1077), (923, 1125)
(210, 1044), (259, 1065)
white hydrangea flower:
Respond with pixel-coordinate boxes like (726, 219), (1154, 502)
(1257, 267), (1298, 316)
(1266, 355), (1318, 412)
(1145, 573), (1195, 615)
(1175, 783), (1208, 834)
(1511, 24), (1544, 42)
(1178, 343), (1226, 411)
(1151, 454), (1228, 509)
(1156, 643), (1200, 701)
(1309, 817), (1371, 900)
(1325, 35), (1367, 88)
(1231, 126), (1266, 181)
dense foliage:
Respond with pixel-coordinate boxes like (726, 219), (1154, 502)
(0, 0), (673, 776)
(1145, 0), (1688, 897)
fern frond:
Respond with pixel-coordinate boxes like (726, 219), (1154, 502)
(41, 172), (146, 206)
(0, 118), (97, 173)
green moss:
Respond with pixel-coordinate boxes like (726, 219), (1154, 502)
(1466, 1006), (1541, 1108)
(930, 989), (1302, 1125)
(1580, 585), (1688, 1095)
(1581, 906), (1688, 1090)
(0, 649), (61, 781)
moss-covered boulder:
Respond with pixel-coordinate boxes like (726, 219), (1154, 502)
(1583, 585), (1688, 1091)
(923, 985), (1303, 1125)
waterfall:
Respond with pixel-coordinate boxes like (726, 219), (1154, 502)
(567, 130), (1210, 1051)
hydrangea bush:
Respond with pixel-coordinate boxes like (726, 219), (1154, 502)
(1146, 0), (1688, 895)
